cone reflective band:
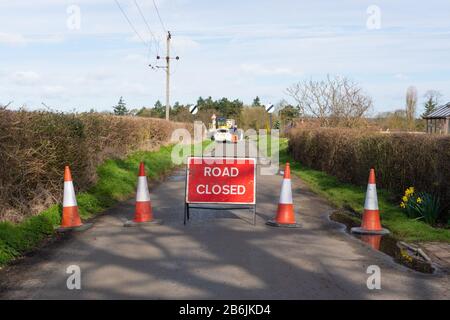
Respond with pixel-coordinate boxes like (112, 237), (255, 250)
(124, 162), (162, 226)
(351, 168), (389, 235)
(58, 166), (92, 232)
(266, 163), (300, 228)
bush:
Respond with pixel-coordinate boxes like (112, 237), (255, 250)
(0, 109), (192, 222)
(400, 187), (441, 225)
(288, 128), (450, 222)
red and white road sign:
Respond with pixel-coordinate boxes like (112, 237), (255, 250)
(186, 157), (256, 204)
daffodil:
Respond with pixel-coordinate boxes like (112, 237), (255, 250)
(400, 202), (406, 208)
(402, 196), (408, 202)
(416, 197), (422, 204)
(405, 187), (415, 197)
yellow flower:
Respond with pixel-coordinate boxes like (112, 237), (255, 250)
(400, 202), (406, 208)
(416, 197), (422, 204)
(405, 187), (415, 197)
(402, 196), (408, 202)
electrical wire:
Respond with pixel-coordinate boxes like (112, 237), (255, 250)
(152, 0), (167, 33)
(114, 0), (148, 47)
(133, 0), (161, 56)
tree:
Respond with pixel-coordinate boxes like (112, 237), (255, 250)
(376, 109), (408, 130)
(153, 100), (165, 118)
(136, 107), (153, 117)
(240, 105), (266, 130)
(422, 90), (442, 117)
(252, 96), (262, 107)
(113, 96), (128, 115)
(405, 86), (418, 129)
(194, 96), (244, 124)
(171, 102), (193, 122)
(286, 75), (372, 127)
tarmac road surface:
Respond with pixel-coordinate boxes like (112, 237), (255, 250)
(0, 140), (448, 299)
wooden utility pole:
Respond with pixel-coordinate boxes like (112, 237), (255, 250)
(165, 31), (171, 121)
(155, 31), (179, 121)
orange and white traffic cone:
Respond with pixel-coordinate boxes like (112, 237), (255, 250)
(57, 166), (92, 232)
(266, 163), (301, 228)
(124, 162), (162, 227)
(351, 168), (389, 235)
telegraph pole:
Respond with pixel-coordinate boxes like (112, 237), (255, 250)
(165, 31), (171, 121)
(153, 31), (179, 121)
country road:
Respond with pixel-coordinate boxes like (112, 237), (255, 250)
(0, 140), (448, 299)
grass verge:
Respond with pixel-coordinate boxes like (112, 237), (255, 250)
(0, 141), (211, 266)
(278, 138), (450, 243)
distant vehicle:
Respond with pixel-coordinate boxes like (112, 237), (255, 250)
(216, 117), (236, 129)
(213, 128), (232, 143)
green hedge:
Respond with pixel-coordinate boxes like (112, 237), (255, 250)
(0, 144), (183, 266)
(0, 109), (192, 221)
(288, 128), (450, 222)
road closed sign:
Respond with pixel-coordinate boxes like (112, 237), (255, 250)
(186, 157), (256, 204)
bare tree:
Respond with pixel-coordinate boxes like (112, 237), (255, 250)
(286, 75), (372, 127)
(0, 101), (13, 109)
(405, 86), (417, 129)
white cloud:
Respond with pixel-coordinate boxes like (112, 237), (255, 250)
(240, 63), (300, 76)
(1, 1), (450, 112)
(394, 73), (408, 80)
(43, 85), (65, 95)
(0, 32), (64, 46)
(74, 70), (115, 85)
(0, 32), (27, 45)
(11, 71), (41, 85)
(171, 36), (200, 51)
(124, 53), (148, 63)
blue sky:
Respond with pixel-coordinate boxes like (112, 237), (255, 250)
(1, 0), (450, 115)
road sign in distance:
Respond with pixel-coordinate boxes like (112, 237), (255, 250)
(189, 105), (198, 115)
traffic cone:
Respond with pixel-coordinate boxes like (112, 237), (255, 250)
(124, 162), (162, 227)
(351, 168), (389, 235)
(57, 166), (92, 232)
(266, 163), (301, 228)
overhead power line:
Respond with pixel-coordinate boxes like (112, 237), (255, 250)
(133, 0), (161, 56)
(114, 0), (148, 47)
(152, 0), (167, 33)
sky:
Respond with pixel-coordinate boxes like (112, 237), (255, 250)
(1, 0), (450, 115)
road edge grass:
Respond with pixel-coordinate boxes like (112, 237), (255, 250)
(277, 138), (450, 243)
(0, 141), (212, 266)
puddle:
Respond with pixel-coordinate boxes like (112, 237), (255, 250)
(330, 210), (435, 274)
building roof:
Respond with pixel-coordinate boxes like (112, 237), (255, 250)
(423, 103), (450, 118)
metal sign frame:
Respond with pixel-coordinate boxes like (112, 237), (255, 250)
(184, 156), (257, 225)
